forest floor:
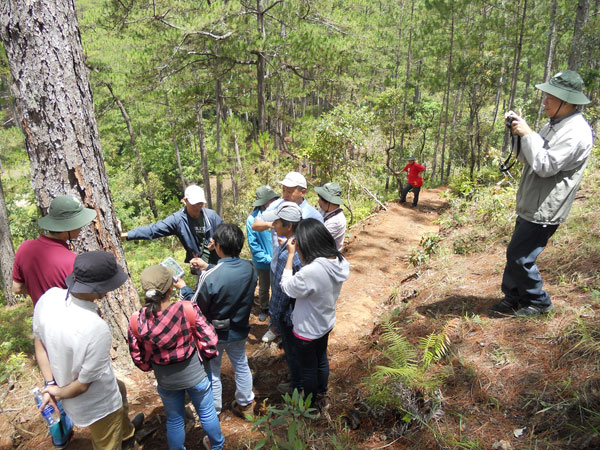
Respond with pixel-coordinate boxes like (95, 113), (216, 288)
(3, 185), (599, 449)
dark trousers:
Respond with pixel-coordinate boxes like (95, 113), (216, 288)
(294, 331), (330, 400)
(400, 184), (421, 206)
(254, 268), (270, 313)
(501, 216), (558, 308)
(280, 322), (303, 390)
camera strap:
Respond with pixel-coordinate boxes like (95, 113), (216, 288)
(500, 133), (521, 173)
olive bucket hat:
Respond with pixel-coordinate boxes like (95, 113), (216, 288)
(315, 182), (344, 206)
(535, 70), (591, 105)
(252, 185), (280, 207)
(37, 195), (97, 232)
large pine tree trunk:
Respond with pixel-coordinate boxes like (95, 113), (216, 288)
(0, 0), (140, 363)
(0, 177), (16, 306)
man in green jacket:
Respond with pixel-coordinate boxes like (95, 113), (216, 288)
(491, 70), (593, 317)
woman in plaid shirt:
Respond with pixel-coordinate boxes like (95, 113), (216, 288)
(128, 265), (224, 450)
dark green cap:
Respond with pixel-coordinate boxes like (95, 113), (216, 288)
(535, 70), (590, 105)
(252, 185), (280, 207)
(315, 182), (343, 205)
(37, 195), (97, 232)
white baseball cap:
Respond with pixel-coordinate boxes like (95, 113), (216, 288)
(184, 185), (206, 205)
(279, 171), (307, 189)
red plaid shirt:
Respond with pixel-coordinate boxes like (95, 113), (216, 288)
(128, 301), (218, 372)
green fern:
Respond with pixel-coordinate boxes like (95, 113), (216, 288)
(367, 319), (455, 395)
(419, 320), (454, 370)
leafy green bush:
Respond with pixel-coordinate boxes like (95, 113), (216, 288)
(0, 305), (33, 382)
(409, 233), (441, 267)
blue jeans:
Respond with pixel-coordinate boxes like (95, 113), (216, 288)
(157, 377), (224, 450)
(502, 217), (558, 308)
(280, 322), (303, 390)
(50, 401), (73, 447)
(294, 331), (330, 400)
(210, 339), (254, 413)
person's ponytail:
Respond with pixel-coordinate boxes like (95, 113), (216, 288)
(144, 289), (168, 319)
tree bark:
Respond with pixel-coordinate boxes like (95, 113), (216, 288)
(0, 0), (140, 363)
(0, 176), (16, 306)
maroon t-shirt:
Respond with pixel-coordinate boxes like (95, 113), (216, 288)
(12, 235), (76, 306)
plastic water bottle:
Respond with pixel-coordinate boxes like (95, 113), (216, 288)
(32, 387), (60, 426)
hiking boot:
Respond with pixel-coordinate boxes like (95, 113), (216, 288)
(514, 304), (554, 317)
(315, 394), (331, 410)
(258, 312), (268, 322)
(122, 413), (144, 449)
(490, 298), (519, 314)
(262, 329), (277, 343)
(231, 400), (255, 421)
(202, 436), (211, 450)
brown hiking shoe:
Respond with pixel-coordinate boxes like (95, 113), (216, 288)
(231, 399), (255, 421)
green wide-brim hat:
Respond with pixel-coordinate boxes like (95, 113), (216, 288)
(535, 70), (591, 105)
(38, 194), (97, 232)
(252, 185), (280, 207)
(315, 182), (343, 205)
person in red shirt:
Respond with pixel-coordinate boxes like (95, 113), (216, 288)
(398, 155), (426, 207)
(12, 194), (97, 306)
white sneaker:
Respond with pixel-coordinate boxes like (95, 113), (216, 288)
(262, 329), (277, 343)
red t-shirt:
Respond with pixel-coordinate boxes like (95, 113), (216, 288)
(12, 235), (76, 306)
(402, 162), (426, 187)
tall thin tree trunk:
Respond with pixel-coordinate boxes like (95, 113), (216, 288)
(166, 93), (187, 193)
(503, 0), (527, 153)
(215, 79), (223, 217)
(0, 176), (16, 306)
(508, 0), (527, 110)
(568, 0), (590, 71)
(106, 84), (158, 219)
(440, 10), (455, 185)
(1, 0), (139, 363)
(196, 103), (213, 209)
(535, 0), (558, 128)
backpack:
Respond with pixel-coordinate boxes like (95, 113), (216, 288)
(128, 301), (214, 361)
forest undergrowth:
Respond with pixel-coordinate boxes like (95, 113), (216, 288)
(357, 156), (600, 449)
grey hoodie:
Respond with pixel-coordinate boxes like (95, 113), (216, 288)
(281, 256), (350, 340)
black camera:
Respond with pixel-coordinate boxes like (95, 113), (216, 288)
(506, 116), (516, 129)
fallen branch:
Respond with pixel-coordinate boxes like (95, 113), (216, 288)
(349, 174), (388, 211)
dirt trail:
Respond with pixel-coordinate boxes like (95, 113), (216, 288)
(331, 188), (447, 347)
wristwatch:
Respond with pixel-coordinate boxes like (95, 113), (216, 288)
(44, 380), (56, 387)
